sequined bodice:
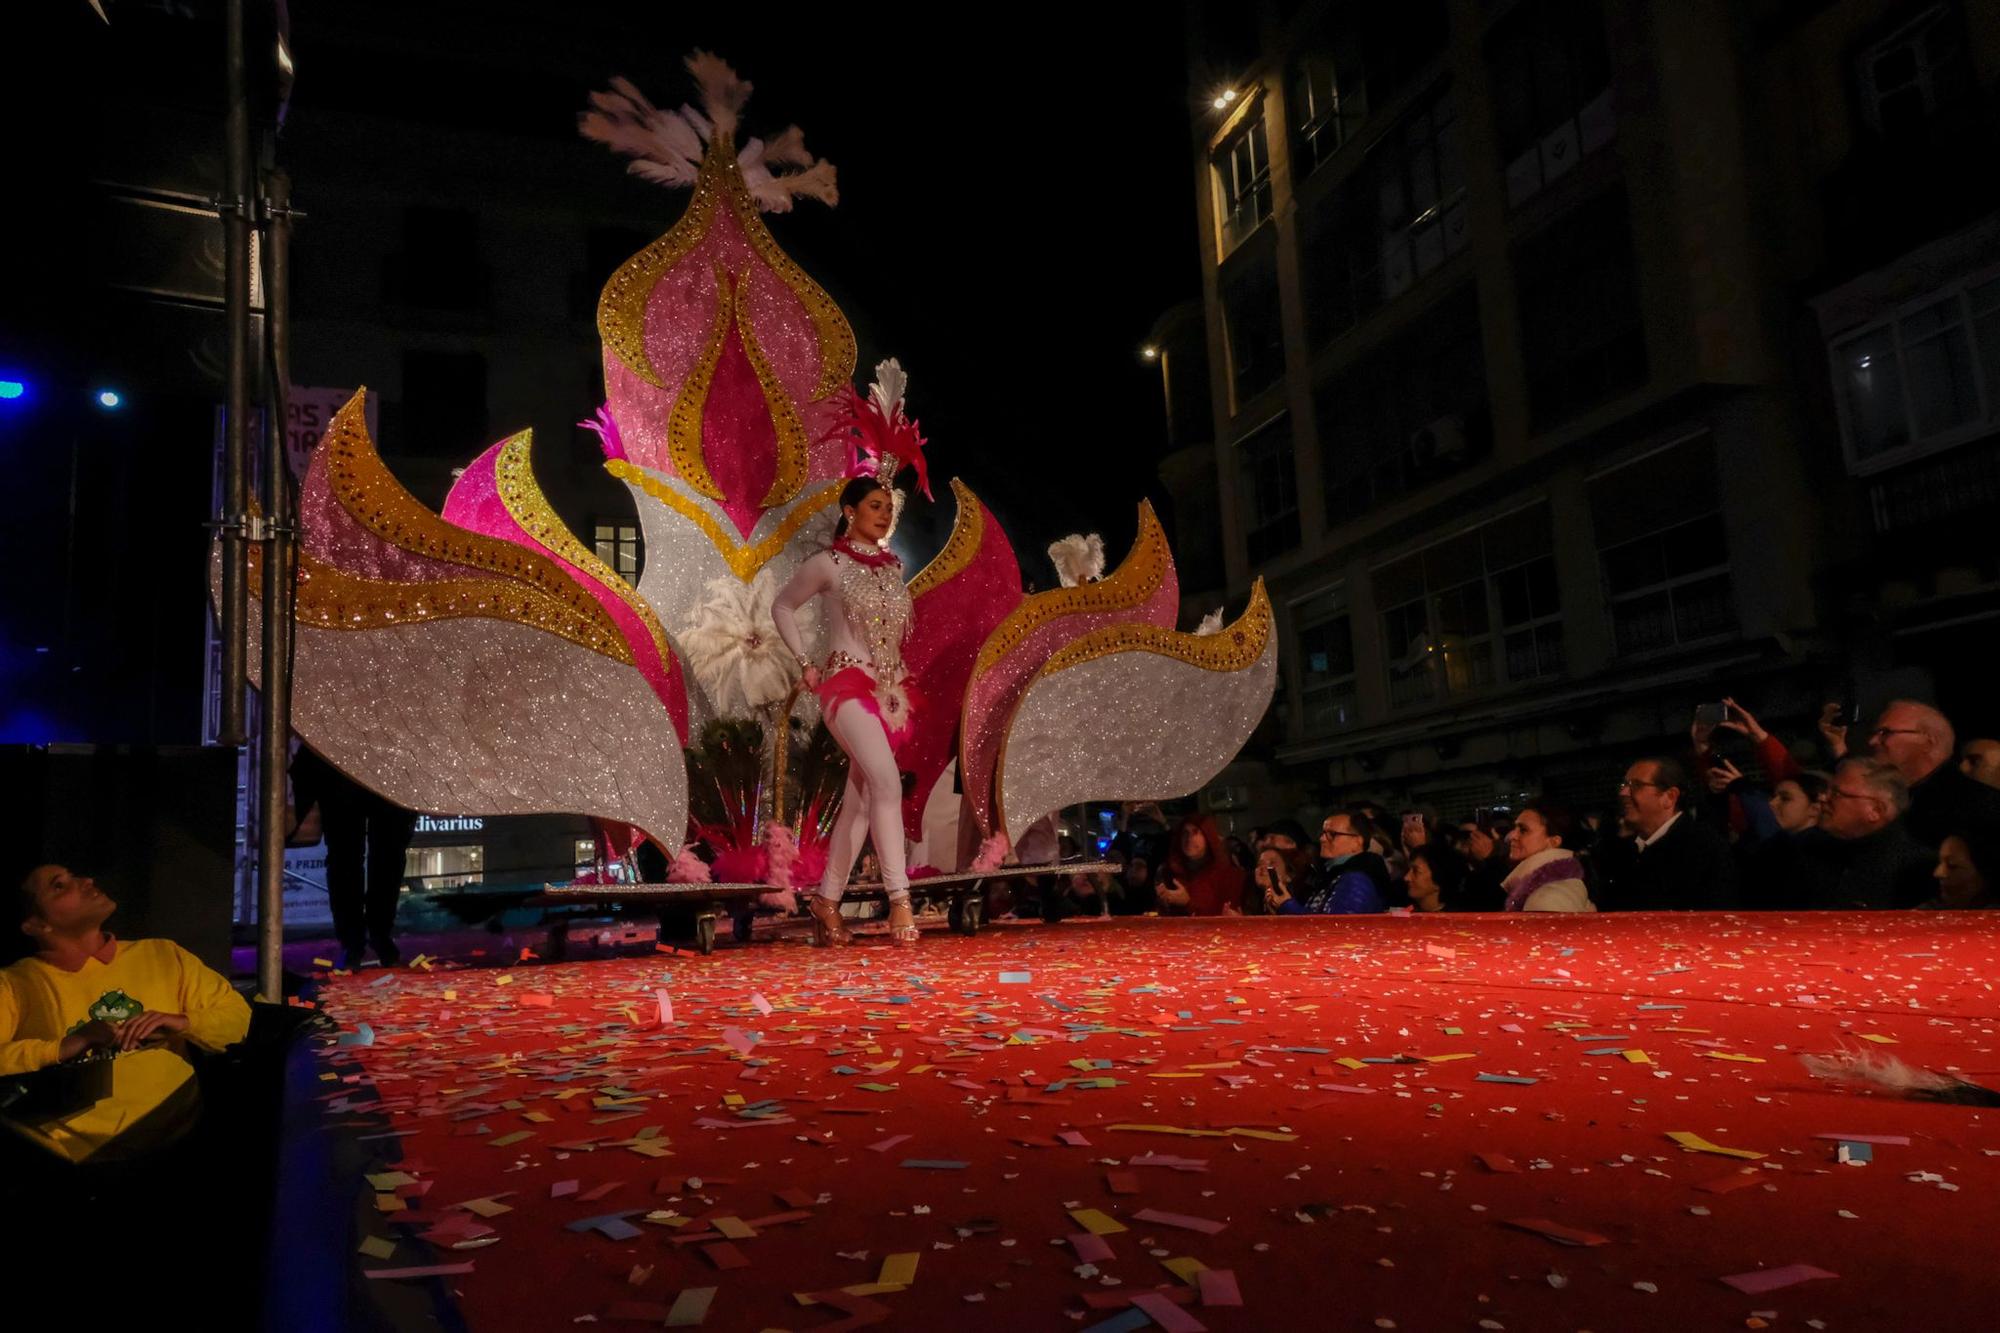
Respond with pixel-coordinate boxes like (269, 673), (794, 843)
(830, 544), (911, 679)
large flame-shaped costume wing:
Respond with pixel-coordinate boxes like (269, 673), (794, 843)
(229, 392), (690, 846)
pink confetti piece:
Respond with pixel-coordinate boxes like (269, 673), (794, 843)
(1070, 1232), (1115, 1263)
(868, 1134), (913, 1153)
(1058, 1130), (1092, 1147)
(1719, 1264), (1839, 1295)
(749, 992), (774, 1016)
(1131, 1208), (1227, 1235)
(1196, 1269), (1243, 1307)
(1131, 1291), (1208, 1331)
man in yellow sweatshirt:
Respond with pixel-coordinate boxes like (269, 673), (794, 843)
(1, 864), (252, 1164)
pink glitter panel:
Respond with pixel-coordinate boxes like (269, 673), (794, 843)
(703, 321), (780, 538)
(899, 494), (1022, 839)
(735, 264), (819, 407)
(443, 441), (690, 739)
(959, 549), (1180, 835)
(639, 262), (725, 416)
(297, 429), (464, 584)
(603, 355), (678, 478)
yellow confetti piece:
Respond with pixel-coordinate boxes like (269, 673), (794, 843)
(878, 1252), (919, 1285)
(713, 1217), (756, 1240)
(1623, 1050), (1654, 1064)
(1149, 1072), (1203, 1079)
(1704, 1052), (1767, 1064)
(1859, 1034), (1898, 1044)
(443, 990), (457, 1001)
(1163, 1256), (1208, 1284)
(374, 1193), (406, 1213)
(723, 1094), (746, 1106)
(1105, 1123), (1229, 1138)
(358, 1236), (396, 1260)
(495, 974), (514, 987)
(312, 957), (335, 968)
(1227, 1127), (1300, 1142)
(1335, 1057), (1368, 1071)
(1069, 1208), (1127, 1235)
(1667, 1130), (1766, 1160)
(1422, 1053), (1476, 1063)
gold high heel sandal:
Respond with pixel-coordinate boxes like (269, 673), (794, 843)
(806, 895), (852, 947)
(887, 897), (919, 947)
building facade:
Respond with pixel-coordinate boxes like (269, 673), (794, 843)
(1179, 0), (2000, 825)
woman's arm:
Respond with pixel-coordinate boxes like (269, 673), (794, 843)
(770, 555), (833, 667)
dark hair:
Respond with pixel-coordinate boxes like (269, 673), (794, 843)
(1780, 770), (1831, 804)
(1406, 844), (1467, 898)
(1332, 809), (1376, 848)
(832, 477), (888, 539)
(1637, 755), (1688, 808)
(1264, 819), (1309, 848)
(1519, 798), (1573, 846)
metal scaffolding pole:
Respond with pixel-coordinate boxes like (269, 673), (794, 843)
(217, 0), (252, 747)
(256, 169), (295, 1002)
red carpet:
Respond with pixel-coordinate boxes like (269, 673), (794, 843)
(310, 914), (2000, 1331)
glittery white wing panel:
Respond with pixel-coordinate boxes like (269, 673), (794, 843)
(617, 462), (837, 729)
(243, 601), (689, 849)
(994, 583), (1277, 846)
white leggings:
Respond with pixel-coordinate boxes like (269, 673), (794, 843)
(818, 697), (910, 903)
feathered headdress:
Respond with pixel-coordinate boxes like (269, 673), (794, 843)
(1047, 533), (1106, 588)
(579, 52), (839, 213)
(821, 358), (932, 501)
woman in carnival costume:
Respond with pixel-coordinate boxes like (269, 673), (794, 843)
(772, 362), (931, 946)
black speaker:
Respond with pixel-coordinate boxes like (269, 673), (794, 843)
(2, 744), (237, 975)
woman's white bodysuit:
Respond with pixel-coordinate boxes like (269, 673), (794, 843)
(771, 543), (914, 903)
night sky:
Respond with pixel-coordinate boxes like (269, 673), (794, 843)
(296, 0), (1209, 564)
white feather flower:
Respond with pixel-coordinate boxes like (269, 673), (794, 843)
(869, 358), (909, 418)
(1047, 533), (1105, 588)
(678, 570), (799, 717)
(1194, 607), (1225, 636)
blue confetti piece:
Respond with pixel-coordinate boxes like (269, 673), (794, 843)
(900, 1159), (969, 1169)
(1477, 1073), (1541, 1085)
(999, 971), (1032, 984)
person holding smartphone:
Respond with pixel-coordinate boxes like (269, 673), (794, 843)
(1155, 814), (1244, 916)
(1267, 812), (1389, 915)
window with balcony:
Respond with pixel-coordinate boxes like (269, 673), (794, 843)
(1371, 502), (1562, 709)
(1830, 271), (2000, 474)
(1857, 3), (1973, 138)
(1318, 284), (1490, 519)
(1486, 0), (1615, 208)
(1237, 415), (1300, 568)
(1589, 435), (1736, 657)
(1291, 584), (1358, 736)
(1214, 114), (1273, 254)
(1292, 35), (1367, 177)
(1299, 82), (1467, 343)
(1290, 3), (1450, 181)
(1221, 259), (1286, 406)
(404, 843), (479, 889)
(1514, 186), (1646, 430)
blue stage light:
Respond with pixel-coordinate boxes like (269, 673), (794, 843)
(0, 380), (24, 400)
(96, 389), (123, 409)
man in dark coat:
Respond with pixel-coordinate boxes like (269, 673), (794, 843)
(1809, 757), (1937, 909)
(1867, 701), (2000, 851)
(1600, 756), (1735, 910)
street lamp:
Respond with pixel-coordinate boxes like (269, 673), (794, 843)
(1140, 345), (1159, 362)
(95, 389), (124, 410)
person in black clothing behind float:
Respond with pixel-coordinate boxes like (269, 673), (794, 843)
(290, 745), (417, 969)
(1859, 701), (2000, 851)
(1806, 757), (1936, 909)
(1601, 755), (1735, 910)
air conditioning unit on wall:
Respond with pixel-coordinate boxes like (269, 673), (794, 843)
(1409, 414), (1467, 467)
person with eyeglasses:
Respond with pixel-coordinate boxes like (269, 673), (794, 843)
(1265, 812), (1388, 915)
(1805, 756), (1935, 909)
(1865, 701), (2000, 852)
(1598, 756), (1734, 910)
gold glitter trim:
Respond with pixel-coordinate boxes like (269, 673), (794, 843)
(971, 500), (1172, 675)
(596, 149), (723, 388)
(247, 546), (635, 664)
(713, 129), (856, 398)
(595, 127), (856, 401)
(1035, 579), (1273, 679)
(317, 391), (633, 661)
(991, 581), (1273, 839)
(734, 276), (811, 509)
(492, 431), (676, 671)
(908, 478), (992, 599)
(608, 458), (841, 583)
(664, 264), (737, 503)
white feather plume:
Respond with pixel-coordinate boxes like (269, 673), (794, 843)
(580, 59), (839, 213)
(684, 49), (751, 134)
(1047, 533), (1105, 588)
(1194, 606), (1225, 636)
(869, 358), (909, 417)
(678, 570), (798, 717)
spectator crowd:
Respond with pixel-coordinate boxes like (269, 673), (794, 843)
(1002, 696), (2000, 922)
